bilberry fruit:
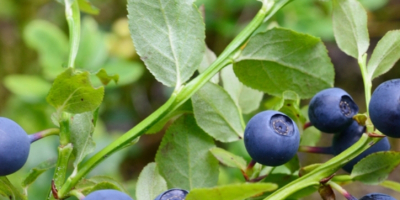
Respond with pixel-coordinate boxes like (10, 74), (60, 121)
(244, 110), (300, 166)
(359, 193), (397, 200)
(84, 189), (133, 200)
(0, 117), (30, 176)
(369, 79), (400, 138)
(332, 121), (390, 172)
(154, 188), (188, 200)
(308, 88), (358, 133)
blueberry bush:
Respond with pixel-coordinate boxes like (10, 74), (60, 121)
(1, 0), (400, 199)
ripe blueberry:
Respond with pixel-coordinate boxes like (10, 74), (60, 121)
(84, 189), (133, 200)
(332, 121), (390, 173)
(0, 117), (30, 176)
(369, 79), (400, 138)
(359, 193), (397, 200)
(244, 110), (300, 166)
(154, 188), (188, 200)
(308, 88), (359, 133)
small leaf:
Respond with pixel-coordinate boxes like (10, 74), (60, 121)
(221, 65), (263, 114)
(234, 28), (334, 99)
(367, 30), (400, 79)
(95, 69), (119, 86)
(78, 0), (99, 15)
(70, 112), (96, 169)
(192, 82), (244, 142)
(136, 163), (167, 200)
(76, 176), (128, 195)
(127, 0), (205, 87)
(351, 151), (400, 184)
(209, 147), (247, 171)
(380, 180), (400, 192)
(22, 158), (57, 188)
(0, 177), (26, 200)
(155, 115), (219, 190)
(46, 68), (105, 114)
(3, 75), (52, 101)
(23, 20), (68, 79)
(185, 183), (277, 200)
(332, 0), (369, 58)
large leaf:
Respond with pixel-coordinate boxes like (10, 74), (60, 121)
(75, 176), (128, 195)
(127, 0), (205, 87)
(155, 115), (219, 190)
(209, 147), (247, 171)
(21, 158), (57, 188)
(332, 0), (369, 59)
(3, 75), (52, 101)
(221, 65), (263, 114)
(199, 46), (219, 84)
(0, 177), (26, 200)
(46, 68), (104, 114)
(233, 28), (334, 99)
(351, 151), (400, 184)
(186, 183), (277, 200)
(192, 82), (244, 142)
(367, 30), (400, 79)
(23, 20), (68, 79)
(136, 162), (167, 200)
(70, 112), (96, 169)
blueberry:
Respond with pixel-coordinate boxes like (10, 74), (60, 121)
(332, 121), (390, 173)
(369, 79), (400, 138)
(244, 110), (300, 166)
(84, 189), (133, 200)
(154, 188), (188, 200)
(359, 193), (397, 200)
(0, 117), (30, 176)
(308, 88), (359, 133)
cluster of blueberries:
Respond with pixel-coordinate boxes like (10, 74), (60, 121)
(244, 79), (400, 200)
(84, 188), (188, 200)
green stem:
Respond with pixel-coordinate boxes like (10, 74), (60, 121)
(48, 144), (73, 200)
(264, 134), (381, 200)
(29, 128), (60, 143)
(64, 0), (81, 68)
(358, 54), (371, 114)
(57, 1), (288, 197)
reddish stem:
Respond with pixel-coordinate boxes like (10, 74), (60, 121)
(298, 146), (334, 154)
(303, 122), (313, 130)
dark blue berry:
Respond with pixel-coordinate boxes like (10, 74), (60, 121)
(244, 110), (300, 166)
(308, 88), (359, 133)
(84, 189), (133, 200)
(154, 188), (188, 200)
(359, 193), (397, 200)
(0, 117), (30, 176)
(332, 121), (390, 173)
(369, 79), (400, 138)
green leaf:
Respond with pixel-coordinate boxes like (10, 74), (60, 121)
(46, 68), (105, 114)
(209, 147), (247, 171)
(233, 28), (334, 99)
(155, 115), (219, 190)
(70, 112), (96, 169)
(78, 0), (99, 15)
(21, 158), (57, 188)
(185, 183), (277, 200)
(136, 162), (167, 200)
(0, 177), (26, 200)
(127, 0), (205, 87)
(95, 69), (119, 86)
(199, 46), (219, 84)
(221, 65), (263, 114)
(23, 20), (68, 79)
(283, 155), (300, 174)
(76, 17), (108, 71)
(367, 30), (400, 79)
(90, 59), (144, 88)
(351, 151), (400, 184)
(75, 176), (128, 195)
(3, 75), (52, 101)
(380, 180), (400, 192)
(359, 0), (389, 11)
(192, 82), (244, 142)
(277, 91), (307, 126)
(298, 163), (322, 177)
(332, 0), (369, 59)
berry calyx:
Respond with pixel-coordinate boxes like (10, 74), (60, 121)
(244, 110), (300, 166)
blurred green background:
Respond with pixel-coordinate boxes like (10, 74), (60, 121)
(1, 0), (400, 199)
